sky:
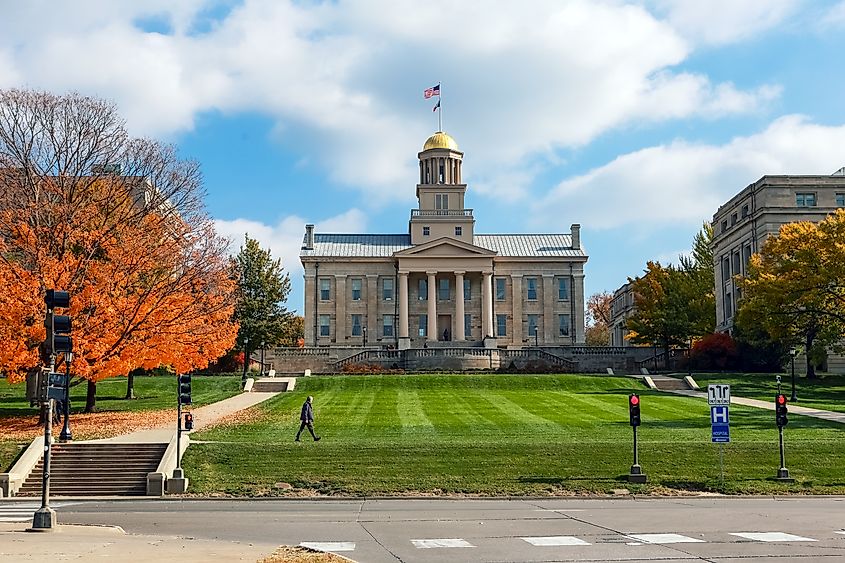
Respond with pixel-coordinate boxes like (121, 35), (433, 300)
(2, 0), (845, 314)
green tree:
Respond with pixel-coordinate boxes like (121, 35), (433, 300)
(737, 211), (845, 379)
(585, 291), (612, 346)
(232, 235), (292, 381)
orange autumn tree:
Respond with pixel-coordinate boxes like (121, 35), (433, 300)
(0, 89), (237, 412)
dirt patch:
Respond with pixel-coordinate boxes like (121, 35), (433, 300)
(1, 409), (173, 442)
(258, 546), (354, 563)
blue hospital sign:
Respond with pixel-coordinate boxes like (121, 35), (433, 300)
(711, 405), (730, 443)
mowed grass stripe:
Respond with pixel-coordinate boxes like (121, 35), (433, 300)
(396, 388), (437, 437)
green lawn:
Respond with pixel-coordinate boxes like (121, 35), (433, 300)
(186, 374), (845, 497)
(692, 372), (845, 413)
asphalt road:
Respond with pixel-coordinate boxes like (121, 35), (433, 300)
(14, 496), (845, 562)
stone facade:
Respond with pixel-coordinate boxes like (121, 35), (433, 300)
(300, 131), (588, 349)
(610, 281), (636, 347)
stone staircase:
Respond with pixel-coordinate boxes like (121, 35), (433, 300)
(649, 376), (692, 391)
(252, 378), (295, 392)
(16, 442), (166, 497)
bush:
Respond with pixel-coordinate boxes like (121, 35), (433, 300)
(691, 333), (739, 370)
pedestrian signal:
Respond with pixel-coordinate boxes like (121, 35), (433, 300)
(775, 393), (788, 427)
(629, 394), (641, 427)
(178, 374), (192, 405)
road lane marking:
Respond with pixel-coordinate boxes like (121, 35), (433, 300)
(299, 542), (356, 552)
(628, 533), (705, 544)
(521, 536), (591, 546)
(731, 532), (817, 542)
(411, 538), (475, 548)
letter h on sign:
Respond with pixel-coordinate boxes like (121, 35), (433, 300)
(711, 406), (729, 424)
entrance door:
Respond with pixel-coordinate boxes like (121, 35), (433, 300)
(438, 315), (452, 341)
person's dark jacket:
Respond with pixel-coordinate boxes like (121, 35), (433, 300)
(300, 401), (314, 422)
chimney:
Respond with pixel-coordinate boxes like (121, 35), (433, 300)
(570, 224), (580, 250)
(304, 224), (315, 250)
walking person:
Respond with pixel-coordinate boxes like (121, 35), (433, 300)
(295, 395), (321, 442)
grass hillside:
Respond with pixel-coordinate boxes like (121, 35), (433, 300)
(186, 374), (845, 496)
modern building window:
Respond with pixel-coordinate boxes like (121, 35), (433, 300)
(351, 314), (362, 336)
(526, 277), (537, 300)
(464, 278), (471, 301)
(418, 278), (427, 300)
(319, 278), (331, 301)
(351, 278), (362, 301)
(527, 315), (539, 339)
(464, 314), (472, 338)
(741, 204), (749, 218)
(559, 314), (571, 337)
(838, 193), (845, 207)
(730, 213), (737, 226)
(558, 278), (569, 300)
(382, 278), (394, 301)
(455, 226), (462, 236)
(438, 278), (450, 300)
(796, 192), (817, 207)
(319, 314), (330, 337)
(418, 314), (427, 337)
(383, 315), (394, 337)
(496, 314), (507, 337)
(721, 219), (728, 233)
(422, 226), (430, 236)
(435, 193), (449, 210)
(495, 277), (506, 301)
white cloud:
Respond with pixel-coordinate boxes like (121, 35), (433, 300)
(822, 1), (845, 27)
(649, 0), (801, 45)
(536, 115), (845, 230)
(0, 0), (782, 205)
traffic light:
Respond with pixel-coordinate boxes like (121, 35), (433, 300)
(184, 412), (194, 431)
(178, 374), (192, 405)
(45, 290), (70, 309)
(629, 394), (641, 427)
(44, 289), (72, 361)
(775, 393), (788, 427)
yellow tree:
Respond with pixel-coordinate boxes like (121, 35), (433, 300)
(737, 210), (845, 379)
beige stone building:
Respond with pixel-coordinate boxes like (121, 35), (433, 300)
(610, 281), (636, 347)
(712, 173), (845, 333)
(300, 131), (588, 349)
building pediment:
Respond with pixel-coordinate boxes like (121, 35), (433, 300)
(394, 237), (497, 258)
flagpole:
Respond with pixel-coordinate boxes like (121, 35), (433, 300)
(438, 82), (442, 131)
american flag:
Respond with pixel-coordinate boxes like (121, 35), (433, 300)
(424, 84), (440, 99)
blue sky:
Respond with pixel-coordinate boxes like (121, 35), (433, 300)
(2, 0), (845, 314)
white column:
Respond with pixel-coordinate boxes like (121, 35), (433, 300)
(427, 271), (437, 341)
(455, 271), (465, 341)
(398, 271), (409, 339)
(482, 271), (493, 338)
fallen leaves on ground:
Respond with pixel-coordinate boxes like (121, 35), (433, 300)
(1, 409), (173, 441)
(199, 405), (268, 431)
(258, 546), (353, 563)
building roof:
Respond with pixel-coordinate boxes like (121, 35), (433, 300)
(300, 233), (586, 258)
(423, 131), (459, 151)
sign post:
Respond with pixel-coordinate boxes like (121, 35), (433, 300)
(708, 384), (731, 483)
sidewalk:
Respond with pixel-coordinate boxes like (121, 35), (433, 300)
(0, 523), (276, 562)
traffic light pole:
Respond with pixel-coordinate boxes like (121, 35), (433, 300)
(776, 426), (792, 481)
(32, 309), (56, 531)
(176, 376), (182, 472)
(628, 425), (646, 483)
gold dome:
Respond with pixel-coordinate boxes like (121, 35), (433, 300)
(423, 131), (459, 151)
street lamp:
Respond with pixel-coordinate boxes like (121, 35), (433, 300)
(362, 326), (368, 347)
(59, 351), (72, 441)
(241, 336), (249, 388)
(790, 346), (798, 402)
(260, 340), (265, 376)
(533, 325), (539, 347)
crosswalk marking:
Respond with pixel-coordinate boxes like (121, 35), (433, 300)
(836, 531), (845, 536)
(299, 542), (356, 552)
(411, 538), (475, 548)
(522, 536), (591, 546)
(731, 532), (817, 542)
(628, 533), (705, 544)
(0, 502), (68, 523)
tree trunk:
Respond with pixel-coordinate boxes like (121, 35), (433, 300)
(84, 379), (97, 413)
(125, 371), (136, 400)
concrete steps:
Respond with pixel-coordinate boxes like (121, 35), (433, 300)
(16, 443), (166, 497)
(650, 377), (691, 391)
(252, 380), (291, 392)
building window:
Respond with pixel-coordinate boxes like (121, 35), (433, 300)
(438, 278), (449, 300)
(423, 226), (430, 236)
(351, 278), (362, 301)
(495, 277), (506, 301)
(559, 314), (571, 337)
(837, 193), (845, 207)
(725, 292), (733, 320)
(464, 279), (471, 301)
(732, 252), (740, 277)
(418, 314), (427, 337)
(526, 277), (537, 300)
(722, 256), (730, 283)
(319, 278), (331, 301)
(496, 314), (507, 336)
(455, 226), (462, 236)
(730, 213), (737, 226)
(796, 192), (817, 207)
(383, 278), (394, 301)
(319, 314), (330, 337)
(435, 193), (449, 210)
(418, 278), (427, 300)
(741, 204), (749, 218)
(558, 278), (569, 300)
(721, 219), (728, 233)
(527, 315), (539, 339)
(383, 315), (394, 337)
(351, 314), (362, 336)
(464, 314), (472, 338)
(743, 245), (752, 268)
